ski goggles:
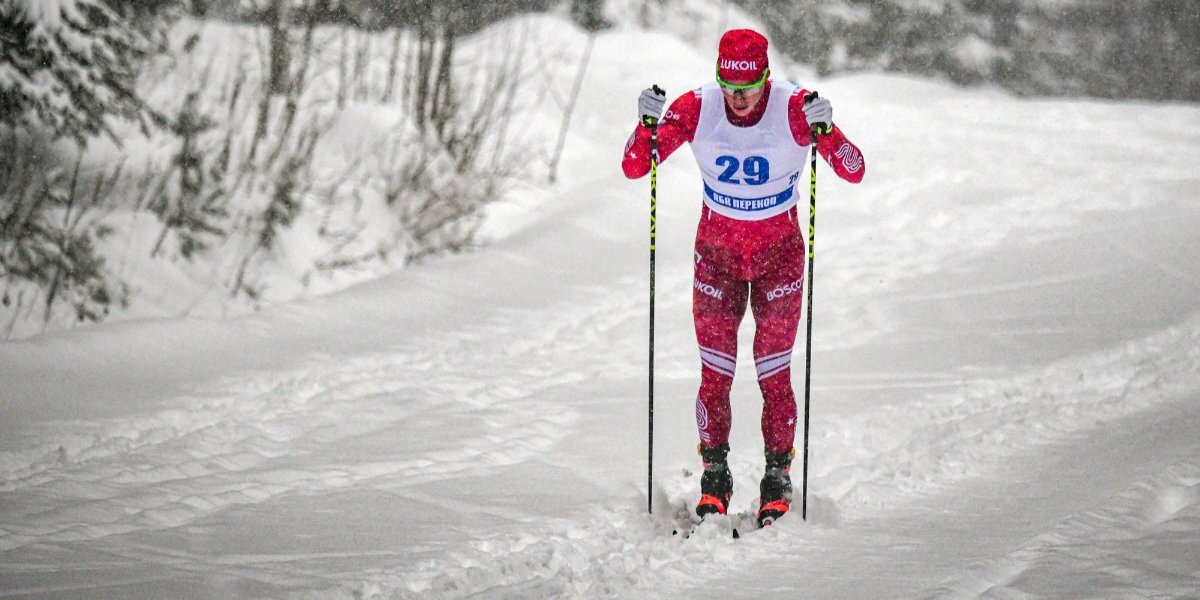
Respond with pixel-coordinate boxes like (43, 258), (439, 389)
(716, 68), (769, 96)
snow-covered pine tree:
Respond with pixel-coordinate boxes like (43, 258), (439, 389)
(0, 148), (129, 336)
(1, 0), (175, 337)
(0, 0), (160, 146)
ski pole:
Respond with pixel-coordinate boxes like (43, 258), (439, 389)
(802, 91), (827, 522)
(644, 84), (664, 514)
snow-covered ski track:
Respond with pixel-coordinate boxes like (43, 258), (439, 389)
(336, 316), (1200, 599)
(0, 285), (652, 557)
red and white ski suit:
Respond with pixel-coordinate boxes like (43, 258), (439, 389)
(622, 80), (865, 454)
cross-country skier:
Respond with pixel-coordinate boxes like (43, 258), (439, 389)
(622, 29), (865, 527)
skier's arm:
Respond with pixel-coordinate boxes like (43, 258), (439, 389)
(815, 125), (865, 183)
(621, 90), (701, 179)
(789, 89), (866, 184)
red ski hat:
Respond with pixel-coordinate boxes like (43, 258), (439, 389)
(716, 29), (769, 84)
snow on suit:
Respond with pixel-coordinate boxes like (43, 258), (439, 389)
(622, 79), (865, 455)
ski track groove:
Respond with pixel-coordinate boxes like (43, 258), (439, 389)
(925, 460), (1200, 599)
(335, 312), (1200, 599)
(819, 317), (1200, 517)
(0, 283), (652, 557)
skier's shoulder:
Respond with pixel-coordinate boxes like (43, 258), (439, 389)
(783, 82), (812, 108)
(669, 86), (705, 110)
(662, 87), (705, 128)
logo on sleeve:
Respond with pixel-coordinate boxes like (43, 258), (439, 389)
(834, 143), (863, 173)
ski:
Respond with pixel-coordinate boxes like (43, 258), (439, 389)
(672, 520), (739, 540)
(671, 512), (759, 540)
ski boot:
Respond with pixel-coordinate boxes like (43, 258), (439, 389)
(695, 442), (732, 519)
(757, 448), (794, 527)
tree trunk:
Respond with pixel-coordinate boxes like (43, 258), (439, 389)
(384, 28), (404, 102)
(413, 20), (434, 133)
(431, 19), (455, 141)
(267, 0), (291, 96)
(548, 34), (594, 183)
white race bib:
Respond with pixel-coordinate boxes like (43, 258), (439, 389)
(690, 81), (807, 221)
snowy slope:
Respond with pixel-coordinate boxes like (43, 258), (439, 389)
(3, 14), (1200, 599)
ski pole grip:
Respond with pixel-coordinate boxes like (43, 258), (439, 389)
(804, 90), (829, 136)
(642, 84), (666, 128)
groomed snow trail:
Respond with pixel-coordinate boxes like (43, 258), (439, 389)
(3, 21), (1200, 599)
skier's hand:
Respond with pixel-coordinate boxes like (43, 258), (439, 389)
(803, 94), (832, 135)
(638, 86), (666, 127)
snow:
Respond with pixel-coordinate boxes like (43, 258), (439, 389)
(8, 0), (80, 30)
(3, 12), (1200, 599)
(952, 34), (1006, 73)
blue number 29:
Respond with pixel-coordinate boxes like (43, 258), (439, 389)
(714, 155), (769, 185)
